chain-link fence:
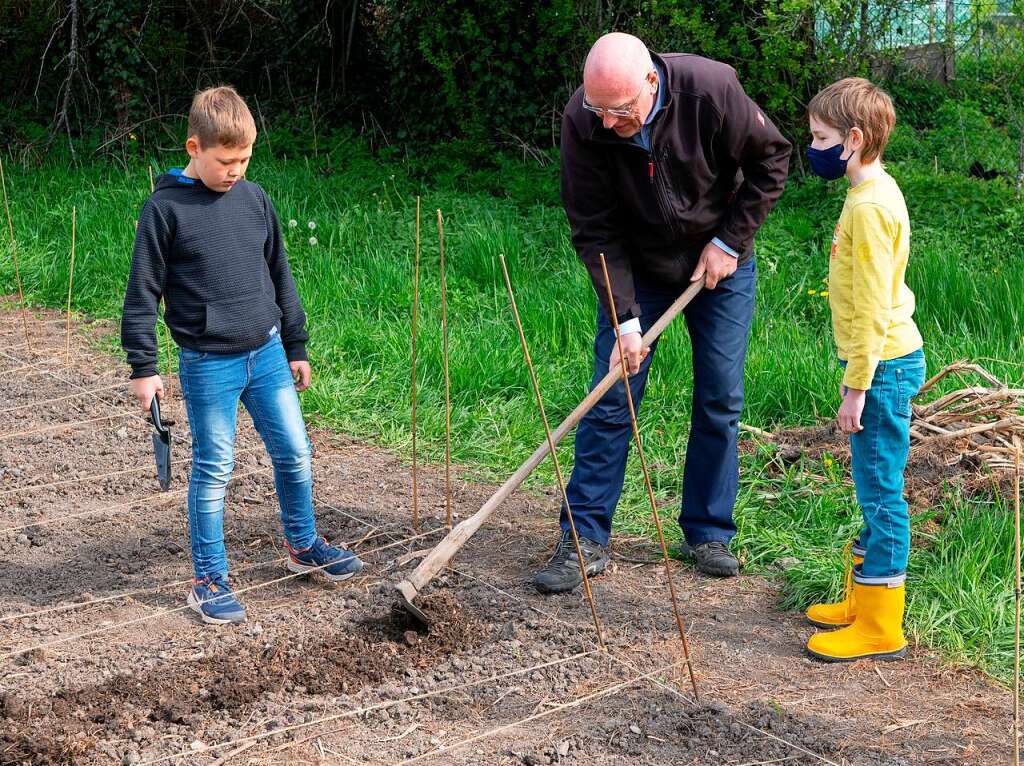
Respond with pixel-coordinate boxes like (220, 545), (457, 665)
(815, 1), (1023, 194)
(817, 1), (1021, 74)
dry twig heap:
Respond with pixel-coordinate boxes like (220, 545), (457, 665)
(910, 362), (1024, 473)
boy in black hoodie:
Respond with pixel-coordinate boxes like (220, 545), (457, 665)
(121, 86), (362, 625)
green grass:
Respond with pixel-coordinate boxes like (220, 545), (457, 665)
(1, 141), (1022, 682)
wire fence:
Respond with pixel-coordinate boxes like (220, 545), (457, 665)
(814, 1), (1024, 192)
(818, 1), (1019, 47)
(817, 0), (1023, 73)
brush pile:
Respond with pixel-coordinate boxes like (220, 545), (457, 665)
(910, 362), (1024, 474)
(743, 361), (1024, 507)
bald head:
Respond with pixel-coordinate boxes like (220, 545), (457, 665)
(583, 33), (654, 100)
(581, 33), (658, 138)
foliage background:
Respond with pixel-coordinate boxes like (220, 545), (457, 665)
(2, 0), (1021, 170)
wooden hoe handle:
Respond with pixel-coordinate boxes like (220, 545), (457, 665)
(396, 280), (703, 600)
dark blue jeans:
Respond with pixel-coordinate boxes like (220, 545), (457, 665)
(560, 258), (756, 547)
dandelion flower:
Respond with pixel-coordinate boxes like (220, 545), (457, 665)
(824, 457), (834, 468)
(309, 236), (318, 246)
(308, 221), (316, 230)
(288, 219), (298, 229)
(807, 289), (817, 296)
(820, 291), (829, 298)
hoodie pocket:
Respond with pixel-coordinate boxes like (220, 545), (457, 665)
(203, 291), (282, 347)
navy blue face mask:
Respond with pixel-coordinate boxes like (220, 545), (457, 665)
(806, 143), (850, 180)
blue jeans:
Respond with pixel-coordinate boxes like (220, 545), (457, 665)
(178, 330), (317, 580)
(560, 258), (756, 547)
(845, 348), (926, 584)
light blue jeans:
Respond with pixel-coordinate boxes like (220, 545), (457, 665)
(843, 348), (927, 584)
(179, 329), (317, 580)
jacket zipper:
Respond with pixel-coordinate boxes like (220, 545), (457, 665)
(647, 134), (675, 236)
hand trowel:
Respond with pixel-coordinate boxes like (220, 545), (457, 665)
(149, 397), (172, 490)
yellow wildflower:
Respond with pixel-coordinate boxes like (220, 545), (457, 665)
(807, 289), (817, 296)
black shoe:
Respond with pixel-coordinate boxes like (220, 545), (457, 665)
(534, 530), (610, 594)
(679, 541), (739, 577)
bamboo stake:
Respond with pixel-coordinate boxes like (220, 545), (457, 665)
(0, 154), (31, 350)
(1015, 435), (1021, 766)
(65, 206), (76, 367)
(438, 208), (452, 529)
(148, 165), (155, 193)
(499, 254), (605, 650)
(410, 197), (421, 533)
(598, 253), (700, 701)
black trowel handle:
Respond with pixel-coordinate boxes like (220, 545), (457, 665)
(149, 396), (170, 437)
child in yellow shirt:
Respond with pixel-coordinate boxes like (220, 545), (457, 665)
(803, 78), (925, 662)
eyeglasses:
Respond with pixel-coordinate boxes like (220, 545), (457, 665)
(582, 82), (646, 119)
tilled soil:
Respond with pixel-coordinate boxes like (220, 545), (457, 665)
(0, 298), (1014, 765)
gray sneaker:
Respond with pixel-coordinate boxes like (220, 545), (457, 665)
(679, 540), (739, 577)
(534, 530), (610, 594)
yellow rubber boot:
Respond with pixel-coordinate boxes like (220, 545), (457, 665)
(806, 582), (907, 662)
(805, 551), (864, 628)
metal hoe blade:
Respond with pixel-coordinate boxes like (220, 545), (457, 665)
(395, 579), (430, 630)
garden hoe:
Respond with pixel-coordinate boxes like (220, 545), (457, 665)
(395, 280), (703, 629)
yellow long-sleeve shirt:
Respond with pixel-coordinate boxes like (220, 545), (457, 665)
(828, 172), (923, 390)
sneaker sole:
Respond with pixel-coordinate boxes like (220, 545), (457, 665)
(287, 558), (361, 582)
(805, 645), (907, 663)
(534, 557), (610, 594)
(187, 589), (246, 626)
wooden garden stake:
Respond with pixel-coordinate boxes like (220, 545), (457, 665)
(0, 155), (31, 350)
(438, 208), (452, 528)
(499, 255), (606, 650)
(410, 197), (421, 533)
(65, 206), (76, 367)
(1011, 436), (1019, 766)
(598, 252), (701, 702)
(148, 165), (155, 193)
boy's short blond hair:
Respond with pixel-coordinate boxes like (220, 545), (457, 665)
(188, 86), (257, 149)
(807, 77), (896, 164)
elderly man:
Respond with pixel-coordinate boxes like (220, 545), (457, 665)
(535, 33), (791, 592)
